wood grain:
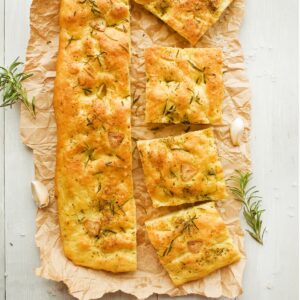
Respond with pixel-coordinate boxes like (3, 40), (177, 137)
(4, 1), (75, 299)
(1, 0), (298, 299)
(0, 0), (5, 298)
(239, 0), (298, 299)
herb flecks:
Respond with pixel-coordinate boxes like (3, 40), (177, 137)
(120, 44), (129, 53)
(188, 60), (206, 84)
(99, 199), (127, 216)
(87, 117), (93, 126)
(228, 170), (266, 245)
(207, 168), (216, 176)
(96, 182), (102, 193)
(155, 0), (169, 15)
(188, 60), (203, 72)
(101, 229), (116, 236)
(111, 23), (128, 33)
(85, 51), (106, 67)
(170, 147), (189, 153)
(181, 215), (199, 235)
(84, 146), (95, 167)
(0, 58), (36, 117)
(163, 238), (176, 256)
(95, 228), (117, 240)
(163, 102), (176, 116)
(163, 215), (199, 256)
(190, 92), (202, 105)
(83, 87), (93, 95)
(79, 0), (101, 16)
(65, 36), (78, 49)
(104, 32), (118, 41)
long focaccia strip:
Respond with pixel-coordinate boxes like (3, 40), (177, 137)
(53, 0), (137, 272)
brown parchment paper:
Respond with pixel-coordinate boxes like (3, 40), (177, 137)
(21, 0), (251, 299)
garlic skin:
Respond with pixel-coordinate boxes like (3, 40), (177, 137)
(230, 117), (245, 146)
(31, 180), (49, 208)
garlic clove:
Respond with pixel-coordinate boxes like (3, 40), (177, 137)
(230, 117), (245, 146)
(31, 180), (49, 209)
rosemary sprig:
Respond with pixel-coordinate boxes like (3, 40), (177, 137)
(188, 60), (203, 73)
(163, 237), (176, 256)
(163, 215), (199, 256)
(78, 0), (101, 16)
(228, 170), (266, 245)
(181, 215), (198, 235)
(0, 58), (36, 117)
(188, 60), (206, 84)
(99, 199), (127, 216)
(85, 51), (107, 67)
(65, 35), (78, 49)
(163, 103), (176, 116)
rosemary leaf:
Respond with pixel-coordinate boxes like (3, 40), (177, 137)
(163, 215), (199, 256)
(0, 58), (36, 117)
(79, 0), (101, 16)
(184, 126), (191, 133)
(65, 36), (78, 49)
(228, 170), (266, 245)
(163, 238), (176, 256)
(188, 60), (203, 73)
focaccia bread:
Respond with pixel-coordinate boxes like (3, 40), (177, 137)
(145, 202), (241, 286)
(137, 128), (227, 207)
(145, 47), (224, 124)
(133, 0), (233, 45)
(53, 0), (137, 272)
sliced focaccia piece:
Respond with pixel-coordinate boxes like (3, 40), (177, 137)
(137, 128), (227, 207)
(54, 0), (136, 272)
(134, 0), (233, 45)
(145, 202), (241, 286)
(145, 47), (224, 125)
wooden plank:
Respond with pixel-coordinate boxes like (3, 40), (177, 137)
(238, 0), (299, 299)
(3, 0), (43, 296)
(4, 0), (73, 299)
(0, 0), (5, 298)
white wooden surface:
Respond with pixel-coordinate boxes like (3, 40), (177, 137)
(0, 0), (298, 299)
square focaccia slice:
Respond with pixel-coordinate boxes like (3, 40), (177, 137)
(145, 202), (241, 286)
(134, 0), (233, 45)
(145, 47), (224, 125)
(137, 128), (227, 207)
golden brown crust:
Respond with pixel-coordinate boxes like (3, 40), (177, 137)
(137, 129), (227, 207)
(145, 47), (224, 125)
(134, 0), (233, 45)
(54, 0), (136, 272)
(145, 202), (241, 285)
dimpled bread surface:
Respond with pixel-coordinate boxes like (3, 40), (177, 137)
(54, 0), (136, 272)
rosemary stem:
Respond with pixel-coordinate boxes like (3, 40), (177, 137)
(228, 170), (266, 245)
